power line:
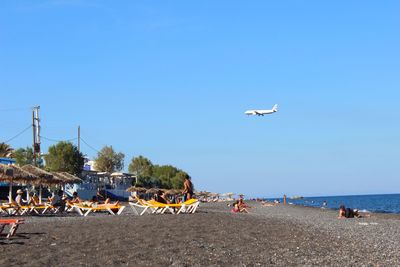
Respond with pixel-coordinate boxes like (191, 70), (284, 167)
(3, 125), (32, 144)
(80, 137), (101, 154)
(0, 107), (32, 112)
(40, 136), (77, 143)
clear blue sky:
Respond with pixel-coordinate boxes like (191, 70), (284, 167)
(1, 1), (399, 197)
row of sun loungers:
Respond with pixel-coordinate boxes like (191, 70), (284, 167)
(0, 203), (60, 216)
(1, 198), (199, 217)
(129, 197), (200, 215)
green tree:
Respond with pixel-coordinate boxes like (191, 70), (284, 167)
(95, 146), (125, 173)
(0, 143), (14, 158)
(128, 156), (153, 185)
(152, 165), (180, 189)
(13, 146), (41, 166)
(171, 171), (190, 189)
(45, 141), (84, 175)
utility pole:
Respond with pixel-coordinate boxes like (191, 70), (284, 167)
(78, 125), (81, 152)
(32, 106), (41, 167)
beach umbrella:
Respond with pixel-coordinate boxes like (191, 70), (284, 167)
(59, 172), (82, 183)
(21, 164), (56, 204)
(51, 172), (82, 196)
(126, 186), (147, 193)
(146, 188), (166, 194)
(50, 172), (69, 183)
(0, 164), (38, 203)
(165, 189), (181, 195)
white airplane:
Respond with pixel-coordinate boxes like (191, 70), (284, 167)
(245, 104), (278, 116)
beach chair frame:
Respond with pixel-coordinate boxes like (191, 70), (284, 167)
(0, 219), (24, 239)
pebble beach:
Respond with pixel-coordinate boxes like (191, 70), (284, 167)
(1, 202), (399, 266)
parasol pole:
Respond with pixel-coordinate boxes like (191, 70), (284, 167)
(8, 179), (12, 203)
(39, 185), (42, 204)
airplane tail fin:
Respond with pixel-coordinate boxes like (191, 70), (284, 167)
(272, 104), (278, 112)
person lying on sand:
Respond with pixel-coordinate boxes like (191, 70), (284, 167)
(338, 205), (369, 218)
(261, 200), (276, 207)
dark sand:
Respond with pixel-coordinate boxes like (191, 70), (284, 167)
(1, 202), (399, 266)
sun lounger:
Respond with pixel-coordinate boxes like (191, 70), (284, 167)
(73, 203), (125, 217)
(0, 219), (24, 239)
(177, 198), (200, 214)
(129, 198), (159, 215)
(129, 197), (199, 215)
(25, 204), (60, 215)
(0, 203), (18, 215)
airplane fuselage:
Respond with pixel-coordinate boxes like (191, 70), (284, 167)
(245, 110), (276, 116)
(245, 104), (278, 116)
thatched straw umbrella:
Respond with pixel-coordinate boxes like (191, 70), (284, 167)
(59, 172), (82, 183)
(49, 172), (81, 194)
(146, 188), (163, 195)
(165, 189), (181, 195)
(0, 164), (38, 203)
(21, 164), (56, 204)
(126, 186), (147, 193)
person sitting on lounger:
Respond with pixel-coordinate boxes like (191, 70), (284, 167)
(15, 189), (28, 206)
(70, 192), (82, 204)
(48, 190), (66, 211)
(90, 195), (119, 207)
(27, 192), (40, 206)
(153, 190), (169, 204)
(95, 191), (115, 204)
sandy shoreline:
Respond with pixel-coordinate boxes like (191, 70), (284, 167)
(1, 202), (399, 266)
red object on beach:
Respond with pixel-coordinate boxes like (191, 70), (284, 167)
(0, 219), (25, 239)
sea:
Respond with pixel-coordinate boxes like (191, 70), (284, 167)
(268, 194), (400, 214)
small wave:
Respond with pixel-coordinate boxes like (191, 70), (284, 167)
(359, 209), (370, 213)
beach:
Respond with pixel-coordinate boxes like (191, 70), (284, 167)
(1, 202), (400, 266)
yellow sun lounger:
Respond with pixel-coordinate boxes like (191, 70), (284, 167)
(73, 203), (125, 217)
(25, 204), (60, 215)
(129, 198), (164, 215)
(148, 199), (200, 214)
(129, 197), (199, 215)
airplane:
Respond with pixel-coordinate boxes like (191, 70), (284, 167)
(245, 104), (278, 116)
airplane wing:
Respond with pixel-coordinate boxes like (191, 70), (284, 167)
(255, 111), (263, 116)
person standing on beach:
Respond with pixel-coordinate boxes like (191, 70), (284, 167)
(182, 175), (193, 201)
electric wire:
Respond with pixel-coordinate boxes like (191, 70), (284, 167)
(80, 137), (101, 154)
(3, 125), (32, 144)
(0, 107), (32, 112)
(40, 136), (77, 143)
